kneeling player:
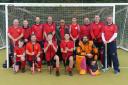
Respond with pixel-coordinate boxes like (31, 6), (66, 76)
(26, 34), (42, 74)
(13, 39), (26, 73)
(60, 33), (74, 76)
(76, 36), (100, 76)
(44, 32), (60, 76)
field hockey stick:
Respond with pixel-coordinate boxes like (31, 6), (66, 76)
(49, 45), (52, 74)
(105, 43), (108, 71)
(32, 44), (35, 74)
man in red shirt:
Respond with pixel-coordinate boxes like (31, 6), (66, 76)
(13, 39), (26, 73)
(102, 16), (120, 74)
(44, 32), (60, 76)
(69, 17), (80, 47)
(90, 15), (104, 66)
(8, 19), (23, 56)
(80, 17), (91, 40)
(43, 16), (56, 41)
(31, 17), (44, 48)
(22, 20), (31, 43)
(60, 33), (74, 76)
(26, 34), (42, 73)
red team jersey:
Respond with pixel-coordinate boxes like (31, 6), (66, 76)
(70, 24), (80, 39)
(90, 22), (104, 42)
(31, 24), (43, 41)
(14, 46), (25, 62)
(22, 26), (31, 40)
(8, 26), (23, 45)
(102, 24), (118, 41)
(26, 42), (41, 61)
(44, 41), (57, 61)
(80, 24), (91, 40)
(43, 22), (56, 40)
(60, 40), (74, 60)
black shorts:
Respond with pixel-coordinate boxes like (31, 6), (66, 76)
(27, 60), (37, 67)
(15, 61), (21, 66)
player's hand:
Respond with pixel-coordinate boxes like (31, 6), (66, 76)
(86, 53), (93, 58)
(91, 61), (96, 65)
(24, 39), (28, 42)
(32, 52), (35, 56)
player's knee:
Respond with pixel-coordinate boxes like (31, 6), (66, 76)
(69, 56), (73, 62)
(37, 57), (41, 62)
(55, 55), (59, 61)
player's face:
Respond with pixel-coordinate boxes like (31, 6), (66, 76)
(23, 20), (28, 27)
(47, 16), (53, 24)
(83, 37), (88, 43)
(84, 18), (90, 24)
(48, 34), (53, 40)
(35, 17), (40, 24)
(64, 34), (70, 40)
(95, 15), (100, 22)
(13, 19), (19, 26)
(107, 17), (113, 24)
(72, 18), (77, 23)
(60, 20), (65, 26)
(31, 35), (37, 42)
(18, 41), (24, 48)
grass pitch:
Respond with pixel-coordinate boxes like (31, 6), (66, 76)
(0, 49), (128, 85)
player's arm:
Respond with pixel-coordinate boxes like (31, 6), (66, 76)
(15, 33), (23, 41)
(44, 43), (50, 53)
(51, 43), (57, 52)
(90, 24), (95, 39)
(8, 33), (15, 41)
(108, 25), (118, 43)
(26, 50), (33, 56)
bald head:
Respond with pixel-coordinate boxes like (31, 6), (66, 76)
(13, 19), (19, 27)
(35, 17), (40, 24)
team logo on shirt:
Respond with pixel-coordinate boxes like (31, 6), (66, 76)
(75, 26), (78, 29)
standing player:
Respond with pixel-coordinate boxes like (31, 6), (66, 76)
(90, 15), (104, 67)
(43, 16), (56, 41)
(69, 17), (80, 47)
(80, 17), (91, 40)
(44, 32), (60, 76)
(102, 16), (120, 74)
(8, 19), (23, 65)
(26, 34), (42, 74)
(13, 39), (26, 73)
(31, 16), (44, 48)
(22, 20), (31, 43)
(60, 33), (74, 76)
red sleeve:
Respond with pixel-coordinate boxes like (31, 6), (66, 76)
(90, 23), (95, 39)
(114, 24), (118, 33)
(31, 25), (35, 34)
(37, 43), (41, 52)
(60, 40), (64, 48)
(53, 41), (57, 48)
(44, 42), (48, 49)
(97, 22), (104, 38)
(25, 43), (30, 51)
